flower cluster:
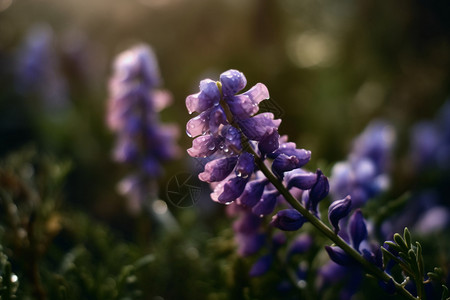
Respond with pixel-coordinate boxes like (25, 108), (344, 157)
(107, 44), (179, 212)
(330, 121), (395, 208)
(186, 69), (330, 255)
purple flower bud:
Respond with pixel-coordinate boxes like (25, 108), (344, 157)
(325, 246), (354, 266)
(249, 254), (273, 277)
(258, 128), (280, 155)
(287, 234), (314, 257)
(199, 156), (238, 182)
(349, 209), (368, 250)
(272, 154), (300, 178)
(239, 113), (281, 141)
(212, 176), (248, 204)
(309, 169), (329, 204)
(284, 169), (317, 190)
(237, 178), (268, 207)
(226, 83), (270, 121)
(271, 209), (306, 231)
(328, 196), (352, 234)
(252, 190), (279, 216)
(220, 69), (247, 98)
(185, 79), (220, 114)
(273, 147), (311, 165)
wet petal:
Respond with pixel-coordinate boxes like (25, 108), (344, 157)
(187, 135), (220, 158)
(258, 128), (280, 155)
(252, 190), (279, 216)
(237, 178), (268, 207)
(186, 79), (220, 114)
(198, 156), (238, 182)
(349, 209), (367, 251)
(235, 152), (254, 178)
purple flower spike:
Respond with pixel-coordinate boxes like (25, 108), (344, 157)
(349, 209), (368, 251)
(249, 254), (273, 277)
(185, 79), (220, 114)
(328, 196), (352, 234)
(284, 169), (317, 190)
(309, 169), (329, 204)
(258, 128), (280, 155)
(271, 209), (306, 231)
(237, 178), (268, 207)
(199, 156), (238, 182)
(220, 69), (247, 98)
(252, 190), (279, 216)
(325, 246), (354, 266)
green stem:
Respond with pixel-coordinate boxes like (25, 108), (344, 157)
(216, 83), (417, 300)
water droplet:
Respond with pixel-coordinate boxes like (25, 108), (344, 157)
(224, 201), (232, 205)
(236, 171), (242, 177)
(186, 129), (193, 138)
(208, 144), (216, 151)
(259, 214), (264, 218)
(224, 148), (229, 153)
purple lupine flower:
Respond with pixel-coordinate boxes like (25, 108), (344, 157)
(107, 44), (179, 213)
(186, 69), (331, 268)
(330, 120), (395, 208)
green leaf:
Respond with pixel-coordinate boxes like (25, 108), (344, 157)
(385, 241), (402, 253)
(416, 242), (424, 278)
(394, 233), (409, 252)
(403, 227), (411, 248)
(442, 285), (449, 300)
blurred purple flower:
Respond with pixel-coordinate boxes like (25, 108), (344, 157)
(107, 44), (179, 212)
(330, 120), (395, 208)
(15, 23), (69, 112)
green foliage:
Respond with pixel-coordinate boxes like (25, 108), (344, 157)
(382, 227), (449, 300)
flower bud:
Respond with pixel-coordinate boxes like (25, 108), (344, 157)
(328, 196), (352, 234)
(271, 209), (306, 231)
